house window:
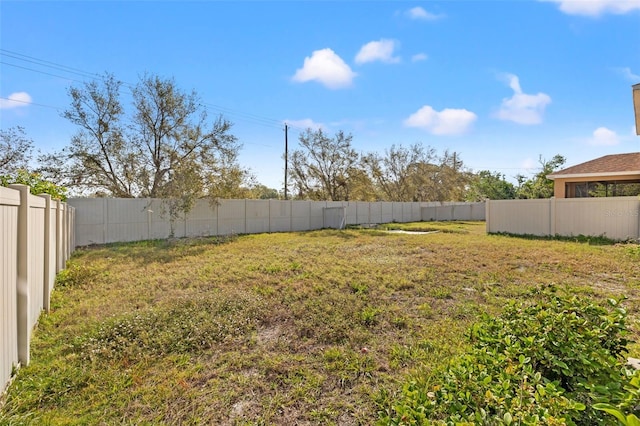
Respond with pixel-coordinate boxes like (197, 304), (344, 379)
(573, 181), (640, 197)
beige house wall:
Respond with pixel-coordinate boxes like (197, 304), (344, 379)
(553, 173), (640, 198)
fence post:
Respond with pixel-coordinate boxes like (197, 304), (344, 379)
(8, 184), (31, 366)
(64, 203), (70, 263)
(549, 198), (556, 237)
(485, 200), (491, 233)
(40, 194), (52, 313)
(55, 200), (62, 273)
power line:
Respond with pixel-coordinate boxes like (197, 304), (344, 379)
(0, 96), (62, 111)
(1, 50), (295, 134)
(0, 61), (89, 85)
(0, 49), (100, 80)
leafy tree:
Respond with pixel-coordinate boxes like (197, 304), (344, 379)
(42, 73), (248, 208)
(0, 126), (34, 176)
(516, 154), (565, 199)
(1, 169), (68, 201)
(344, 166), (378, 201)
(362, 143), (436, 201)
(249, 184), (280, 199)
(465, 170), (516, 201)
(288, 128), (359, 201)
(411, 150), (471, 202)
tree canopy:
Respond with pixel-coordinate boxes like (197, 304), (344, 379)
(288, 129), (359, 201)
(42, 73), (249, 207)
(466, 170), (517, 201)
(516, 154), (566, 199)
(0, 126), (34, 176)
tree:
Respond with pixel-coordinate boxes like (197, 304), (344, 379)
(1, 169), (68, 201)
(362, 143), (436, 201)
(0, 126), (34, 176)
(249, 184), (280, 199)
(288, 129), (359, 201)
(465, 170), (516, 201)
(516, 154), (565, 199)
(411, 150), (471, 202)
(43, 73), (248, 207)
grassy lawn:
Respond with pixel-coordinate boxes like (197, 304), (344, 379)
(1, 221), (639, 425)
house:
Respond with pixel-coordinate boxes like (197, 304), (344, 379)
(547, 152), (640, 198)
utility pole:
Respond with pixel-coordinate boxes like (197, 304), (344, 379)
(633, 83), (640, 136)
(284, 123), (288, 200)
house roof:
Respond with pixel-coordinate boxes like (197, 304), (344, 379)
(548, 152), (640, 180)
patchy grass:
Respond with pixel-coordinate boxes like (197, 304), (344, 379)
(1, 222), (639, 425)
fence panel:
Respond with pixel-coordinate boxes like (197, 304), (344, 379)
(1, 187), (19, 395)
(269, 200), (292, 233)
(486, 197), (639, 241)
(28, 196), (46, 332)
(344, 202), (357, 225)
(217, 200), (246, 235)
(309, 202), (326, 229)
(43, 196), (57, 312)
(555, 197), (639, 241)
(246, 200), (270, 234)
(380, 202), (393, 223)
(486, 199), (552, 236)
(291, 201), (311, 231)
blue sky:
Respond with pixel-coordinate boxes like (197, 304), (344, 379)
(1, 0), (639, 190)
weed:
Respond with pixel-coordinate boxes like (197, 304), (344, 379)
(360, 306), (380, 326)
(429, 287), (453, 299)
(417, 303), (434, 319)
(350, 281), (369, 295)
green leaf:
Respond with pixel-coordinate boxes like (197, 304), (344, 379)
(503, 412), (512, 425)
(593, 403), (626, 423)
(627, 415), (640, 426)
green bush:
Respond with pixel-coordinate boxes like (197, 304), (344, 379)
(594, 370), (640, 425)
(379, 288), (635, 425)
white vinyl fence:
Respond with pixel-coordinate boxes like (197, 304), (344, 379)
(1, 185), (75, 395)
(486, 196), (640, 241)
(68, 198), (486, 246)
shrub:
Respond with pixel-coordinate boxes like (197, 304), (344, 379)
(379, 287), (635, 425)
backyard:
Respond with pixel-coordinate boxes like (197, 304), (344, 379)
(1, 221), (639, 425)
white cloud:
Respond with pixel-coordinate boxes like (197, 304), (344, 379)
(292, 48), (356, 89)
(541, 0), (640, 16)
(411, 53), (428, 62)
(404, 105), (477, 135)
(495, 73), (551, 125)
(615, 67), (640, 82)
(0, 92), (32, 109)
(521, 158), (537, 170)
(355, 39), (401, 65)
(589, 127), (620, 146)
(284, 118), (325, 131)
(406, 6), (444, 20)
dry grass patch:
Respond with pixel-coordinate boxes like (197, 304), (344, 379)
(1, 222), (639, 425)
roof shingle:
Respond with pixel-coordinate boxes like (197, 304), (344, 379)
(549, 152), (640, 176)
